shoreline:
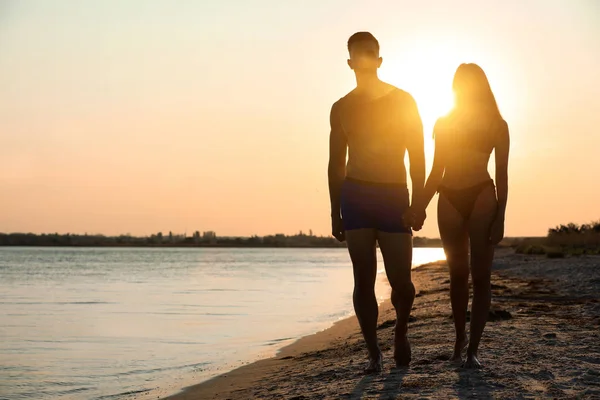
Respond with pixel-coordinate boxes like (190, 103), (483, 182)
(155, 260), (448, 400)
(144, 260), (426, 400)
(155, 251), (600, 399)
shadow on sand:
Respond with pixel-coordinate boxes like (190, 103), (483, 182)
(454, 367), (497, 400)
(349, 368), (408, 400)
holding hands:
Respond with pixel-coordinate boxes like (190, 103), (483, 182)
(403, 204), (427, 231)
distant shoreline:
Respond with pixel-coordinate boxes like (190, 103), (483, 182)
(0, 243), (444, 248)
(0, 232), (445, 248)
(1, 233), (544, 249)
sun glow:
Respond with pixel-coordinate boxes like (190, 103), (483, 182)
(380, 37), (475, 163)
(380, 34), (520, 167)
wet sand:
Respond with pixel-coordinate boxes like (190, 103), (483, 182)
(162, 251), (600, 399)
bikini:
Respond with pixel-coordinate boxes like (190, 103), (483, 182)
(438, 179), (496, 221)
(436, 123), (497, 221)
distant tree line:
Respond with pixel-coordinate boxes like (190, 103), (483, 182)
(547, 220), (600, 248)
(0, 230), (442, 248)
(513, 219), (600, 257)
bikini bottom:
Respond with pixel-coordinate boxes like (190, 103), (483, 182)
(438, 179), (495, 221)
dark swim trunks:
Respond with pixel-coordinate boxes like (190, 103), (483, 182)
(340, 177), (412, 234)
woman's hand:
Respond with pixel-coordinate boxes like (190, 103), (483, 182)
(489, 215), (505, 245)
(412, 206), (427, 231)
(403, 206), (426, 231)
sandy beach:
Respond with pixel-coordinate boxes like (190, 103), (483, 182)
(162, 250), (600, 399)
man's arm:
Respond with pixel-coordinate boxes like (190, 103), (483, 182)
(404, 95), (425, 209)
(495, 120), (510, 217)
(328, 102), (347, 219)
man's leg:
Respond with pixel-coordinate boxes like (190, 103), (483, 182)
(345, 228), (380, 371)
(377, 232), (415, 367)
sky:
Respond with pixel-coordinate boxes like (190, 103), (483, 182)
(1, 0), (599, 238)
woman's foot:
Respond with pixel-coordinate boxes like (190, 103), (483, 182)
(450, 333), (468, 364)
(363, 351), (383, 374)
(462, 352), (483, 369)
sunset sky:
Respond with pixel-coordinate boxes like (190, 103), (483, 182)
(1, 0), (599, 238)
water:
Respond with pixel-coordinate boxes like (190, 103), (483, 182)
(0, 247), (445, 399)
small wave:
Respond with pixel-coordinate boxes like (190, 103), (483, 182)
(203, 288), (263, 292)
(95, 388), (153, 400)
(111, 311), (248, 316)
(56, 386), (93, 396)
(202, 312), (247, 316)
(265, 337), (295, 346)
(162, 303), (245, 308)
(22, 339), (73, 344)
(1, 301), (117, 305)
(158, 340), (207, 345)
(118, 361), (209, 377)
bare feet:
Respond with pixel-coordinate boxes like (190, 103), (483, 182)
(450, 333), (468, 364)
(363, 351), (383, 374)
(462, 352), (483, 369)
(393, 335), (412, 367)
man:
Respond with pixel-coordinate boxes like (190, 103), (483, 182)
(328, 32), (426, 372)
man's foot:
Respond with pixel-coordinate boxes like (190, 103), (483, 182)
(462, 353), (483, 369)
(450, 333), (468, 364)
(363, 351), (383, 374)
(393, 335), (412, 367)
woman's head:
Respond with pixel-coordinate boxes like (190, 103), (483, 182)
(452, 63), (501, 118)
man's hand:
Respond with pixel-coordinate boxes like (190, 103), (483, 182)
(403, 206), (426, 231)
(412, 207), (426, 231)
(331, 214), (345, 242)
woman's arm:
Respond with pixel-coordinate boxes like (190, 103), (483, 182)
(494, 120), (510, 217)
(489, 119), (510, 244)
(417, 120), (447, 211)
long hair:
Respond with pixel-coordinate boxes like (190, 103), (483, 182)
(451, 63), (502, 120)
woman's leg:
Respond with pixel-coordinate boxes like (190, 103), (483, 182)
(465, 185), (498, 368)
(438, 194), (470, 363)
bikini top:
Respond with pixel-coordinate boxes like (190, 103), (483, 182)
(434, 113), (504, 156)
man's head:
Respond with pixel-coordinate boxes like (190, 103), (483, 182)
(347, 32), (382, 73)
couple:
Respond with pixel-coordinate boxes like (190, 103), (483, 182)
(327, 32), (510, 371)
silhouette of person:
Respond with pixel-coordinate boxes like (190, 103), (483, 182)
(413, 63), (510, 368)
(328, 32), (426, 372)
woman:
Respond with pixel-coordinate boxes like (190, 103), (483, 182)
(414, 63), (510, 368)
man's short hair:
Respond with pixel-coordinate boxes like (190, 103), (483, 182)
(347, 32), (380, 53)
